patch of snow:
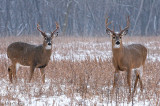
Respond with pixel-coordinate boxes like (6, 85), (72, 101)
(148, 53), (160, 62)
(0, 53), (8, 59)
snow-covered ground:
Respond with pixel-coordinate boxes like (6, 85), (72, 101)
(1, 41), (160, 62)
(0, 78), (153, 106)
(0, 40), (160, 106)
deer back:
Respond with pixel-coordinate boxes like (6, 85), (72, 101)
(124, 44), (147, 68)
(7, 42), (38, 65)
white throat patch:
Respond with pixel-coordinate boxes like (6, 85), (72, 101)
(50, 53), (53, 62)
(45, 45), (52, 50)
(114, 44), (120, 48)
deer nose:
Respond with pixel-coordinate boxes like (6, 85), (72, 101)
(48, 42), (51, 45)
(116, 41), (120, 45)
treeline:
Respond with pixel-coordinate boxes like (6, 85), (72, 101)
(0, 0), (159, 36)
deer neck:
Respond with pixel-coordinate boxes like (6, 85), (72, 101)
(112, 43), (124, 59)
(42, 43), (52, 56)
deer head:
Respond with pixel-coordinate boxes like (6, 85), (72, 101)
(37, 22), (59, 50)
(106, 16), (130, 49)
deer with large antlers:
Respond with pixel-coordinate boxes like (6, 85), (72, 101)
(105, 16), (147, 97)
(7, 22), (59, 83)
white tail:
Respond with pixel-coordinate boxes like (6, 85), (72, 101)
(7, 22), (59, 83)
(106, 16), (147, 97)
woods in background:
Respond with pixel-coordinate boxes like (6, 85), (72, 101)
(0, 0), (159, 36)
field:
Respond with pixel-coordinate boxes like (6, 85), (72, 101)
(0, 36), (160, 106)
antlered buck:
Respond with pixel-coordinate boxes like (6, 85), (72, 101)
(105, 16), (147, 97)
(7, 22), (59, 83)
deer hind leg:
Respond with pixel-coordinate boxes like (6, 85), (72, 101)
(29, 65), (35, 83)
(40, 68), (45, 83)
(133, 70), (139, 95)
(138, 66), (143, 92)
(132, 66), (143, 96)
(139, 77), (143, 92)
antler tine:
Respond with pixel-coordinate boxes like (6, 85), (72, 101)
(37, 24), (45, 34)
(105, 17), (115, 34)
(113, 23), (114, 32)
(105, 17), (111, 27)
(119, 16), (130, 34)
(127, 16), (130, 27)
(52, 22), (59, 34)
(119, 24), (122, 32)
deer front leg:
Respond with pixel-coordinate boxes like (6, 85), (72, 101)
(29, 65), (35, 83)
(40, 68), (45, 83)
(8, 66), (12, 83)
(10, 64), (17, 83)
(112, 70), (119, 94)
(127, 70), (131, 94)
(127, 69), (133, 102)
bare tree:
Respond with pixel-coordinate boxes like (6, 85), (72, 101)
(0, 0), (159, 36)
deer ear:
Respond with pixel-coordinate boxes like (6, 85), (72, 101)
(106, 29), (113, 36)
(121, 29), (128, 36)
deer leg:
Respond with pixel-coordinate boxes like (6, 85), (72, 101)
(29, 65), (35, 83)
(127, 70), (131, 94)
(112, 70), (119, 94)
(127, 70), (133, 102)
(11, 64), (17, 82)
(8, 66), (12, 83)
(40, 68), (45, 83)
(139, 75), (143, 92)
(139, 66), (144, 92)
(133, 73), (139, 95)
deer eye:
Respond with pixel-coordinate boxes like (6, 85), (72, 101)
(44, 37), (47, 40)
(119, 36), (122, 39)
(113, 36), (116, 39)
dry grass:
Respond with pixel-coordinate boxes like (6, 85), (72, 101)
(0, 36), (160, 105)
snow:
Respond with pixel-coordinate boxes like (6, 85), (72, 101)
(52, 50), (112, 61)
(148, 53), (160, 62)
(0, 78), (151, 106)
(1, 41), (160, 62)
(0, 53), (8, 59)
(0, 41), (160, 105)
(51, 41), (160, 62)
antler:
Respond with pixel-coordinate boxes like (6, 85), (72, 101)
(119, 16), (130, 34)
(105, 17), (115, 34)
(119, 24), (122, 32)
(37, 24), (45, 34)
(52, 22), (59, 34)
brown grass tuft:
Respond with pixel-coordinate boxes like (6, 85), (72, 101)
(0, 36), (160, 105)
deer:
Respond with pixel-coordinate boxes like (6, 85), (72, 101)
(105, 16), (147, 99)
(7, 22), (59, 83)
